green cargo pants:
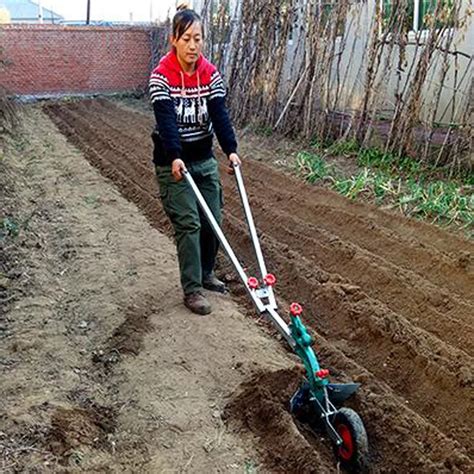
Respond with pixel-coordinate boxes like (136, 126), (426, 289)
(155, 157), (223, 295)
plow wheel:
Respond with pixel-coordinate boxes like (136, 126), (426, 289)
(333, 408), (369, 472)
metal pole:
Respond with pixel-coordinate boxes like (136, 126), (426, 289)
(233, 164), (277, 309)
(413, 0), (420, 32)
(86, 0), (91, 25)
(38, 0), (43, 23)
(266, 307), (294, 347)
(184, 170), (294, 347)
(183, 170), (265, 313)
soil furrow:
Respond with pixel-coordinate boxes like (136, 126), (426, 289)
(220, 165), (474, 303)
(43, 100), (474, 471)
(221, 212), (473, 453)
(227, 158), (472, 255)
(222, 192), (474, 353)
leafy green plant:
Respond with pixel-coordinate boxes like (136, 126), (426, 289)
(295, 147), (473, 232)
(327, 138), (360, 156)
(309, 136), (323, 150)
(84, 194), (100, 207)
(244, 460), (258, 474)
(294, 131), (473, 233)
(357, 147), (394, 172)
(295, 151), (333, 183)
(403, 180), (473, 226)
(372, 173), (398, 202)
(334, 169), (371, 199)
(13, 136), (30, 152)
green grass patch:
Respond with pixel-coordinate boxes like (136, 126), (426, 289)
(327, 138), (360, 156)
(254, 124), (274, 137)
(295, 151), (334, 183)
(295, 144), (473, 234)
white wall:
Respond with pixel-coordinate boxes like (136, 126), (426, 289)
(330, 0), (474, 123)
(224, 0), (473, 124)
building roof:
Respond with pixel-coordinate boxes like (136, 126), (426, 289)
(1, 0), (63, 22)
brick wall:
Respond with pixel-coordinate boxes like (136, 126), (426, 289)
(0, 24), (164, 96)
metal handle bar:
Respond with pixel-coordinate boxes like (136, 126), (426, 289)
(233, 164), (277, 310)
(182, 168), (293, 345)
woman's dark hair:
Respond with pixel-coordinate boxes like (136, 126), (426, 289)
(172, 5), (203, 40)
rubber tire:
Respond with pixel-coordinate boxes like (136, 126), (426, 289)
(333, 407), (369, 472)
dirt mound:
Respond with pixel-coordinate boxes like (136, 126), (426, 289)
(48, 403), (116, 459)
(225, 368), (334, 473)
(43, 99), (474, 472)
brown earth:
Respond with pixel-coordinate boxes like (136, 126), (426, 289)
(7, 98), (473, 473)
(41, 98), (474, 473)
(0, 108), (294, 472)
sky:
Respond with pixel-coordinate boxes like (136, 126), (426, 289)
(41, 0), (178, 22)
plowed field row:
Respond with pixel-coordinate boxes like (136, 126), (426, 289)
(44, 100), (473, 473)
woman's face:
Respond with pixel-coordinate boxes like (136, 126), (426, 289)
(172, 22), (203, 68)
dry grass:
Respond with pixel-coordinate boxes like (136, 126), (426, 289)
(200, 0), (473, 173)
(0, 87), (20, 135)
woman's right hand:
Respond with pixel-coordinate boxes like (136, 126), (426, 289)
(171, 159), (186, 181)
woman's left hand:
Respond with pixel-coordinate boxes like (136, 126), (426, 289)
(227, 153), (242, 175)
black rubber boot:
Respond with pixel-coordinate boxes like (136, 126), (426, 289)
(202, 272), (227, 294)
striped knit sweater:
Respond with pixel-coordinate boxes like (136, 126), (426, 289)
(149, 50), (238, 166)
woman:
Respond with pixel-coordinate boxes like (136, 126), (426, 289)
(149, 5), (241, 315)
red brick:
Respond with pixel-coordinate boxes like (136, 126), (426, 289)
(0, 24), (162, 95)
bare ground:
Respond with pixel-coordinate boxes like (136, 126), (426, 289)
(0, 108), (295, 473)
(1, 99), (473, 473)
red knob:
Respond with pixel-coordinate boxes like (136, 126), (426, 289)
(247, 277), (259, 290)
(315, 369), (330, 378)
(290, 302), (303, 316)
(263, 273), (276, 286)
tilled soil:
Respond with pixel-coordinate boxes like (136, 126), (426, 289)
(1, 108), (294, 472)
(44, 99), (474, 473)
